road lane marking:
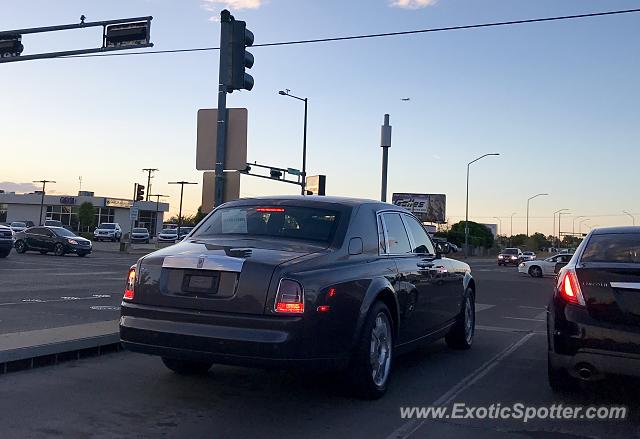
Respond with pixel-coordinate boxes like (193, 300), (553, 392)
(0, 294), (112, 307)
(518, 306), (546, 310)
(503, 316), (545, 322)
(385, 332), (536, 439)
(475, 303), (495, 312)
(477, 325), (545, 334)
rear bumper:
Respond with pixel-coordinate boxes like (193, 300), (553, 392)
(119, 302), (349, 370)
(548, 302), (640, 379)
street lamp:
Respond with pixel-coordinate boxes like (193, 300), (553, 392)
(493, 217), (502, 236)
(510, 212), (517, 245)
(558, 211), (571, 247)
(465, 153), (500, 257)
(553, 209), (569, 245)
(579, 218), (590, 235)
(149, 194), (169, 237)
(623, 210), (636, 226)
(572, 216), (586, 236)
(168, 181), (198, 232)
(33, 180), (56, 226)
(526, 193), (549, 236)
(278, 89), (308, 195)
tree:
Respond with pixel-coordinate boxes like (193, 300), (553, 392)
(446, 221), (494, 249)
(525, 232), (551, 251)
(510, 234), (528, 247)
(78, 202), (95, 232)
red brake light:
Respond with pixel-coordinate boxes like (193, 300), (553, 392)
(256, 207), (285, 213)
(558, 269), (585, 306)
(275, 279), (304, 314)
(124, 267), (136, 301)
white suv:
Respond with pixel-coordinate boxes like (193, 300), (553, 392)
(94, 223), (123, 242)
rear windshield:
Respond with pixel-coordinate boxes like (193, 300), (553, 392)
(193, 206), (340, 243)
(99, 224), (116, 229)
(581, 233), (640, 264)
(503, 248), (519, 254)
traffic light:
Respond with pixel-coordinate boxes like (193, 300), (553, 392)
(219, 10), (254, 92)
(136, 184), (145, 201)
(105, 22), (151, 48)
(0, 34), (24, 58)
(270, 169), (282, 179)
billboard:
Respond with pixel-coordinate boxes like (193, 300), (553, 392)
(392, 193), (446, 224)
(482, 223), (498, 237)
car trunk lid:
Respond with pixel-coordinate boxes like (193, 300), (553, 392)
(133, 238), (324, 315)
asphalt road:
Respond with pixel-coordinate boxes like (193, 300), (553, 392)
(0, 250), (139, 333)
(3, 259), (639, 438)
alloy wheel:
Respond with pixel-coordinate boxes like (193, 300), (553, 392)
(370, 312), (392, 387)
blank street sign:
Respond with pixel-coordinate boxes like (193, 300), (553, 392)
(196, 108), (248, 171)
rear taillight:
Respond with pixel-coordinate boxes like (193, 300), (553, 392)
(557, 269), (585, 306)
(275, 279), (304, 314)
(124, 266), (136, 301)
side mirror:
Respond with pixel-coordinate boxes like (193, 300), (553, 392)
(435, 242), (451, 255)
(348, 237), (363, 255)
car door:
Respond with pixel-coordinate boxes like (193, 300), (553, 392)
(542, 256), (559, 275)
(402, 214), (462, 329)
(379, 212), (431, 344)
(26, 227), (46, 249)
(41, 228), (57, 251)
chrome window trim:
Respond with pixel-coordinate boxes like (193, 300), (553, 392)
(376, 210), (423, 257)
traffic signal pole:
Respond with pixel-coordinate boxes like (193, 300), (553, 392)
(214, 10), (232, 208)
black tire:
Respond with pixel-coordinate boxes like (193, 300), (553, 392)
(14, 240), (26, 254)
(529, 266), (543, 278)
(445, 288), (475, 350)
(161, 357), (212, 375)
(348, 301), (394, 400)
(54, 243), (65, 256)
(548, 353), (579, 392)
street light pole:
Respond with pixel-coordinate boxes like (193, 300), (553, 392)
(168, 181), (198, 232)
(150, 194), (169, 237)
(623, 210), (636, 226)
(579, 218), (590, 235)
(33, 180), (56, 226)
(572, 216), (586, 236)
(493, 217), (502, 236)
(553, 208), (569, 246)
(510, 212), (517, 245)
(465, 153), (500, 257)
(278, 90), (308, 195)
(526, 193), (549, 237)
(558, 211), (570, 247)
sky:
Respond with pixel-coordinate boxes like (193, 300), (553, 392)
(1, 0), (639, 235)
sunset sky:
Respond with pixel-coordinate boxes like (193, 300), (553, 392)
(2, 0), (639, 235)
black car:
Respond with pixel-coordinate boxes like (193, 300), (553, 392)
(0, 225), (14, 258)
(548, 226), (640, 390)
(120, 196), (476, 399)
(498, 247), (523, 266)
(14, 226), (92, 257)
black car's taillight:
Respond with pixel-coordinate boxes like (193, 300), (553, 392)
(123, 266), (136, 301)
(556, 268), (585, 306)
(274, 279), (304, 314)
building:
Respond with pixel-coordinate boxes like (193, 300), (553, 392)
(0, 192), (170, 236)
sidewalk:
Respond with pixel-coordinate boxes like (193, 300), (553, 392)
(0, 320), (120, 371)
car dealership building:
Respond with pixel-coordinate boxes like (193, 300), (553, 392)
(0, 191), (170, 236)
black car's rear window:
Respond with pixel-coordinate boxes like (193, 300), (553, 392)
(581, 233), (640, 264)
(193, 206), (340, 243)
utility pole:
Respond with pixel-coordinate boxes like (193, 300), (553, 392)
(33, 180), (55, 226)
(464, 153), (500, 257)
(510, 212), (517, 243)
(142, 168), (158, 201)
(526, 193), (548, 236)
(380, 114), (392, 202)
(168, 181), (198, 232)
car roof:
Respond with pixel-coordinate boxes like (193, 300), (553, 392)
(223, 195), (407, 211)
(591, 226), (640, 235)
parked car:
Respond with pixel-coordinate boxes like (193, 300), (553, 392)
(518, 253), (573, 278)
(9, 221), (28, 233)
(131, 227), (150, 244)
(521, 251), (536, 262)
(548, 226), (640, 391)
(44, 219), (64, 228)
(93, 223), (122, 242)
(158, 228), (179, 243)
(0, 225), (14, 258)
(120, 196), (476, 399)
(14, 226), (92, 257)
(497, 248), (523, 266)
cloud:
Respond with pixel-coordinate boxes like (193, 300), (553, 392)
(202, 0), (264, 12)
(389, 0), (438, 9)
(0, 182), (40, 194)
